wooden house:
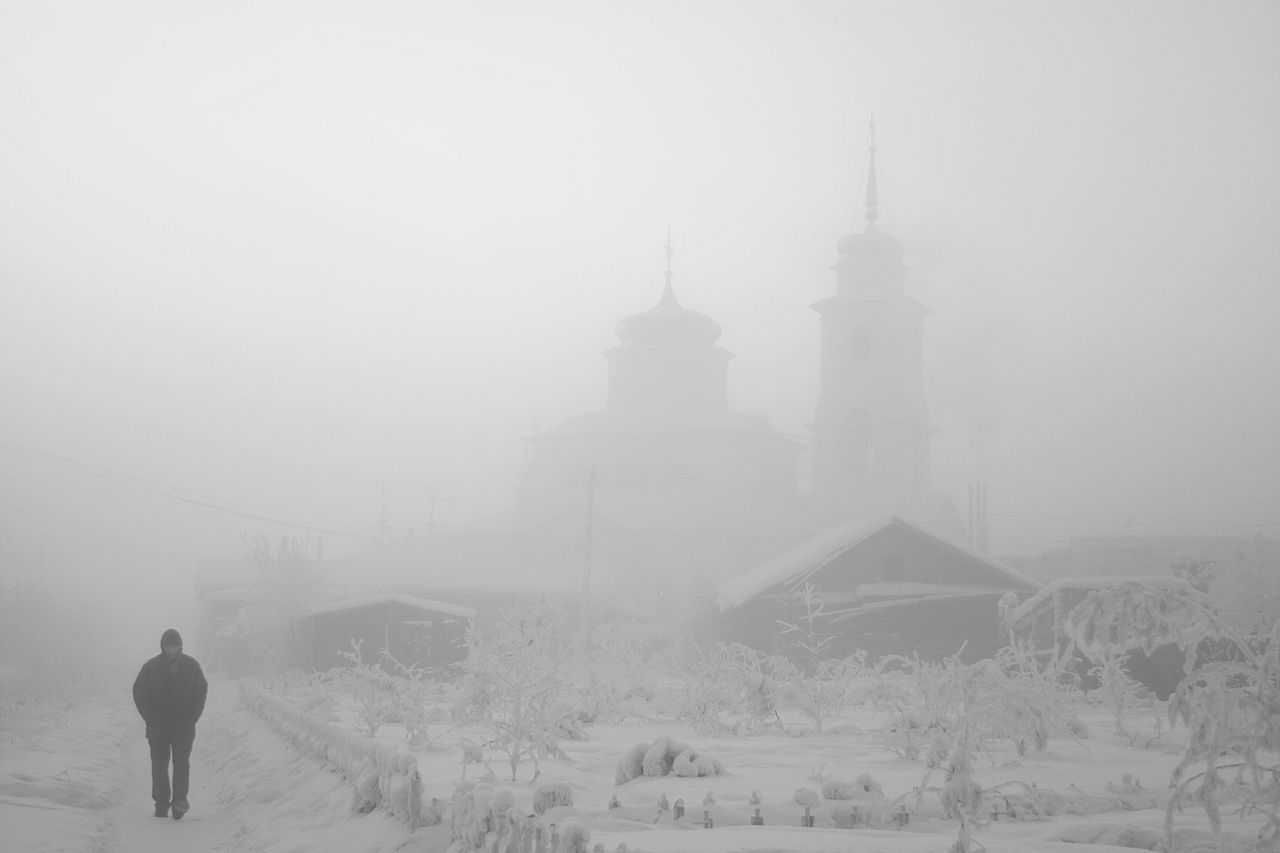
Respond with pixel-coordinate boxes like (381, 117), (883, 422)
(714, 515), (1041, 663)
(299, 593), (475, 673)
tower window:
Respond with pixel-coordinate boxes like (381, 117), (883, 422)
(851, 327), (869, 360)
(665, 464), (697, 486)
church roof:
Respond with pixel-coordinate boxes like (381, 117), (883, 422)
(714, 514), (1041, 611)
(614, 235), (722, 346)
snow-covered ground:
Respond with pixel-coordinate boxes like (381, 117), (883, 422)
(0, 676), (444, 853)
(2, 671), (1267, 853)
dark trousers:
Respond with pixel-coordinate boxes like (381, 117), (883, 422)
(148, 734), (194, 806)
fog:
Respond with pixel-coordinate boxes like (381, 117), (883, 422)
(2, 1), (1278, 632)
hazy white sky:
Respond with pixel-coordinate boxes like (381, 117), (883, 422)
(2, 0), (1278, 594)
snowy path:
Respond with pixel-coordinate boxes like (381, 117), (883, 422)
(104, 681), (230, 853)
(2, 675), (449, 853)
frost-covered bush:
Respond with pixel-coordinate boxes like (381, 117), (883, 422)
(675, 642), (782, 736)
(572, 619), (659, 724)
(823, 772), (883, 800)
(868, 653), (1072, 763)
(532, 781), (574, 814)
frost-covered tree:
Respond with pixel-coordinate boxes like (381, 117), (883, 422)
(238, 532), (325, 673)
(1165, 619), (1280, 851)
(456, 598), (577, 782)
(573, 618), (655, 723)
(1170, 549), (1215, 594)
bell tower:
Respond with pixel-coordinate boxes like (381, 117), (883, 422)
(810, 122), (933, 523)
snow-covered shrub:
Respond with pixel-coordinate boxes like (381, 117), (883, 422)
(532, 781), (574, 814)
(823, 772), (883, 800)
(554, 817), (591, 853)
(675, 642), (781, 735)
(352, 760), (380, 813)
(939, 748), (984, 852)
(614, 742), (647, 784)
(449, 781), (538, 852)
(642, 736), (686, 777)
(457, 598), (578, 782)
(872, 653), (1070, 763)
(572, 619), (658, 723)
(615, 737), (723, 783)
(793, 787), (821, 808)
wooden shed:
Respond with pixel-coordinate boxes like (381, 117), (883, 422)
(714, 515), (1041, 662)
(300, 593), (475, 672)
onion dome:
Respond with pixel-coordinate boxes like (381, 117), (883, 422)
(615, 235), (722, 346)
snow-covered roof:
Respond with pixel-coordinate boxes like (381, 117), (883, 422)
(1002, 575), (1204, 628)
(304, 593), (475, 621)
(714, 514), (1041, 611)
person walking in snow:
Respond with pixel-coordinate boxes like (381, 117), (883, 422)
(133, 628), (208, 819)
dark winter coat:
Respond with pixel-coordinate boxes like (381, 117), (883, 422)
(133, 653), (208, 741)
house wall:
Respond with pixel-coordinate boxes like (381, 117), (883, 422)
(716, 522), (1037, 664)
(720, 592), (1005, 664)
(305, 601), (469, 672)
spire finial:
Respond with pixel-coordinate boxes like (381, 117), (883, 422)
(660, 229), (678, 306)
(864, 114), (880, 226)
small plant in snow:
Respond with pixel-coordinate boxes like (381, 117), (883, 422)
(771, 586), (865, 734)
(377, 648), (445, 747)
(1090, 650), (1152, 737)
(332, 638), (397, 737)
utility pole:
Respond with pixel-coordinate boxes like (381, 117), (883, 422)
(376, 482), (390, 543)
(580, 465), (595, 650)
(425, 493), (452, 537)
(967, 481), (989, 554)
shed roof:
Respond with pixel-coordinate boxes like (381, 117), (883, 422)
(715, 514), (1041, 611)
(304, 593), (475, 621)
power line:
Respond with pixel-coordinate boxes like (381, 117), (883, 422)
(0, 441), (377, 542)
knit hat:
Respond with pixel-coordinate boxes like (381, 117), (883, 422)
(160, 628), (183, 648)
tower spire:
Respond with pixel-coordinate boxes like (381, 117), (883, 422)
(864, 115), (880, 227)
(660, 228), (678, 306)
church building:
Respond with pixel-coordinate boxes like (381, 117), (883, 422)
(315, 127), (1023, 644)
